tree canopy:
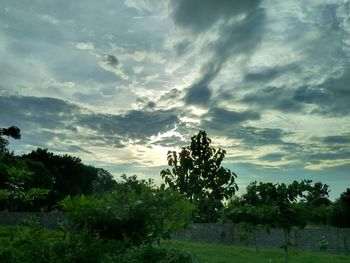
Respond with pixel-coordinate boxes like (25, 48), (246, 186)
(161, 130), (238, 222)
(0, 126), (21, 153)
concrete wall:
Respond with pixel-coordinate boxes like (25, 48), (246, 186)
(0, 211), (65, 229)
(172, 223), (350, 255)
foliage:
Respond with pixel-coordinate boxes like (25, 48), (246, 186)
(0, 219), (197, 263)
(0, 217), (115, 263)
(224, 180), (312, 261)
(92, 168), (117, 194)
(113, 245), (197, 263)
(0, 126), (21, 153)
(1, 128), (117, 211)
(0, 165), (50, 211)
(299, 182), (332, 225)
(304, 182), (331, 207)
(231, 181), (311, 229)
(60, 176), (193, 246)
(330, 188), (350, 228)
(161, 130), (238, 222)
(22, 148), (99, 198)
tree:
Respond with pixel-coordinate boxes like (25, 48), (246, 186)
(0, 126), (21, 153)
(224, 196), (276, 253)
(330, 188), (350, 227)
(302, 182), (331, 225)
(161, 130), (238, 222)
(22, 148), (119, 201)
(226, 181), (311, 262)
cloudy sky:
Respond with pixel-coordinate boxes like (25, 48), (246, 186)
(0, 0), (349, 199)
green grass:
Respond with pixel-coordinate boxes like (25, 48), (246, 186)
(162, 240), (350, 263)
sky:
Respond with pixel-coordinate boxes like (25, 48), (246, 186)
(0, 0), (349, 199)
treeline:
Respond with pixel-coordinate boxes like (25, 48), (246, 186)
(0, 127), (349, 230)
(0, 126), (196, 263)
(0, 127), (117, 211)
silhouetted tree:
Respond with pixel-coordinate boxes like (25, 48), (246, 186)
(302, 182), (331, 225)
(0, 126), (21, 153)
(330, 188), (350, 228)
(23, 148), (103, 200)
(161, 130), (238, 222)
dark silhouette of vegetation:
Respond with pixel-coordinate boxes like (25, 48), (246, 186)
(61, 175), (193, 246)
(0, 126), (21, 153)
(161, 130), (238, 222)
(330, 188), (350, 228)
(0, 127), (117, 211)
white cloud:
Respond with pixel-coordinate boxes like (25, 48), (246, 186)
(305, 159), (350, 170)
(76, 42), (95, 50)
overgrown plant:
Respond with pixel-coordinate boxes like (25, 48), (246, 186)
(0, 214), (197, 263)
(60, 176), (193, 246)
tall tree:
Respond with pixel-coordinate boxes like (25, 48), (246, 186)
(161, 130), (238, 222)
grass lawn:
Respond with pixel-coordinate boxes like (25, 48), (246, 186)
(163, 240), (350, 263)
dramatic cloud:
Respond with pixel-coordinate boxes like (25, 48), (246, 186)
(294, 70), (350, 116)
(1, 0), (349, 198)
(170, 0), (261, 33)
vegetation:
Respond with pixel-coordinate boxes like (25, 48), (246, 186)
(1, 126), (350, 262)
(0, 222), (196, 263)
(0, 128), (117, 211)
(330, 188), (350, 228)
(60, 176), (193, 246)
(0, 126), (21, 153)
(161, 130), (238, 222)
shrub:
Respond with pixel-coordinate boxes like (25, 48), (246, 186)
(0, 218), (197, 263)
(60, 182), (193, 246)
(0, 217), (114, 263)
(113, 245), (197, 263)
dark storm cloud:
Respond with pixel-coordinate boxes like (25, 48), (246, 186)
(179, 4), (265, 105)
(293, 70), (350, 116)
(173, 40), (192, 56)
(0, 95), (83, 153)
(241, 69), (350, 115)
(244, 64), (299, 82)
(321, 134), (350, 145)
(0, 95), (181, 151)
(241, 86), (305, 113)
(184, 65), (217, 105)
(230, 126), (294, 149)
(0, 95), (80, 130)
(203, 107), (260, 128)
(171, 0), (261, 33)
(80, 109), (180, 141)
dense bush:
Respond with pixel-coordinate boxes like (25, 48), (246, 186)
(0, 218), (197, 263)
(60, 178), (193, 246)
(0, 218), (114, 263)
(113, 245), (197, 263)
